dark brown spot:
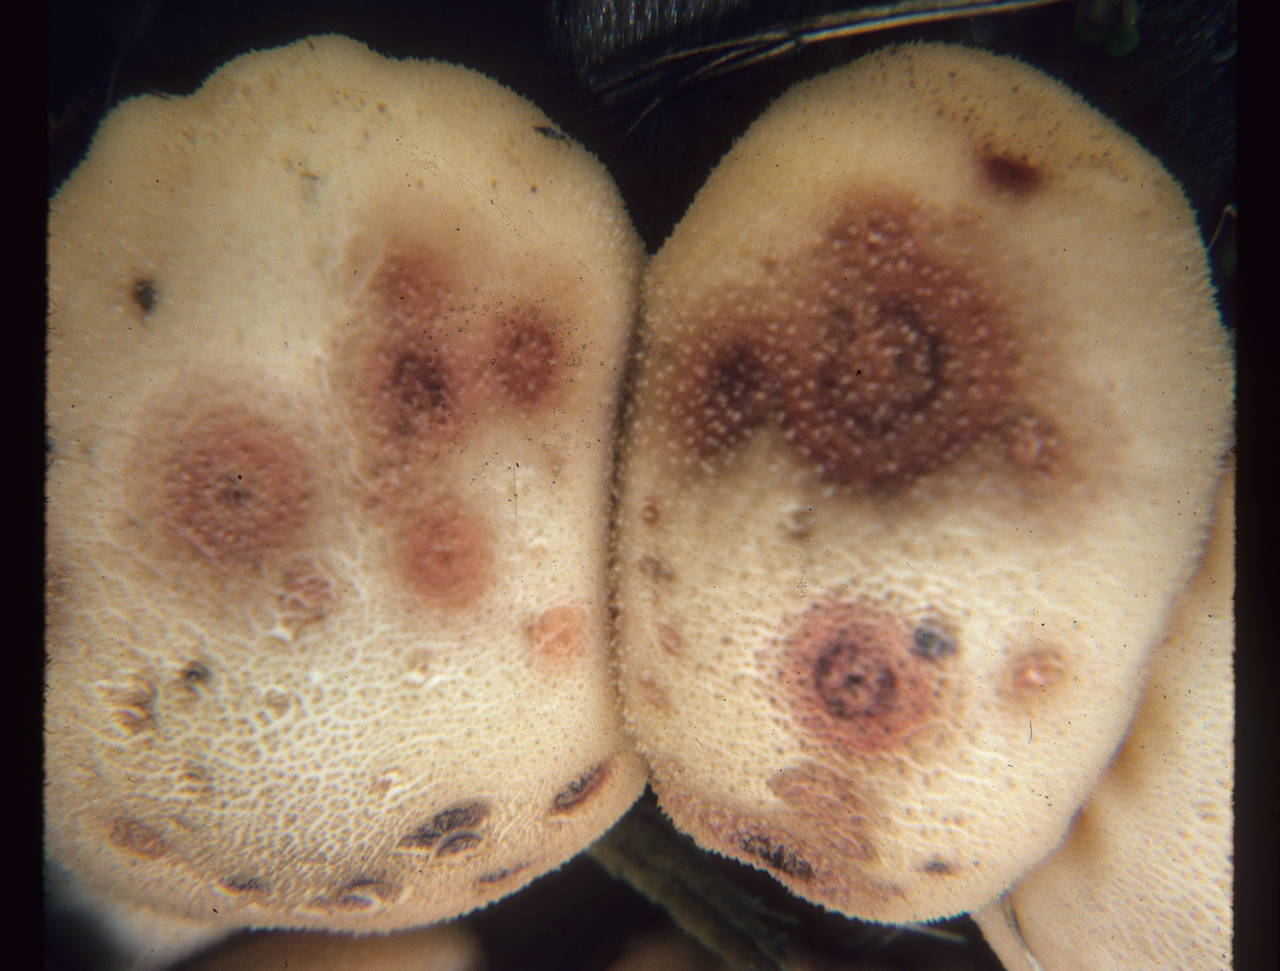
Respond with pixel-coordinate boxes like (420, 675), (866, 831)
(162, 412), (310, 566)
(181, 662), (209, 687)
(737, 832), (814, 880)
(402, 505), (492, 607)
(922, 859), (953, 875)
(783, 601), (936, 753)
(131, 278), (156, 314)
(980, 152), (1044, 195)
(552, 761), (611, 814)
(533, 125), (569, 142)
(492, 315), (559, 409)
(109, 817), (167, 859)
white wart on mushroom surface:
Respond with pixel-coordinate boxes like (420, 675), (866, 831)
(46, 3), (1236, 970)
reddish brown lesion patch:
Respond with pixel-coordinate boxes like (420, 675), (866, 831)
(490, 312), (561, 409)
(640, 496), (661, 526)
(401, 502), (492, 608)
(978, 151), (1045, 196)
(109, 817), (168, 859)
(655, 623), (684, 656)
(161, 410), (311, 567)
(551, 760), (612, 814)
(781, 600), (940, 754)
(525, 604), (588, 665)
(671, 336), (776, 458)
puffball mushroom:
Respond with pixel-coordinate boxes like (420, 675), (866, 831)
(613, 42), (1233, 923)
(972, 463), (1234, 970)
(46, 33), (646, 948)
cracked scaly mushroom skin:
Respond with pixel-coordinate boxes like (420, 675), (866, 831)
(46, 35), (645, 941)
(613, 43), (1233, 922)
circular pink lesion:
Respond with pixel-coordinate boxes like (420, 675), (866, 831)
(781, 600), (939, 754)
(162, 411), (311, 566)
(400, 502), (493, 608)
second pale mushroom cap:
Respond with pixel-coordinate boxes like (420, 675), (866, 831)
(613, 43), (1233, 922)
(46, 35), (645, 938)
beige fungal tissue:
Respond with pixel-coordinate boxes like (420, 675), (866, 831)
(46, 35), (645, 951)
(973, 464), (1234, 969)
(613, 43), (1233, 923)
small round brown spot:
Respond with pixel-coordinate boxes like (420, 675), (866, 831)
(109, 817), (167, 859)
(979, 152), (1044, 195)
(402, 504), (492, 607)
(922, 859), (953, 875)
(491, 314), (559, 409)
(910, 621), (956, 661)
(525, 604), (588, 664)
(181, 662), (210, 690)
(1007, 647), (1067, 698)
(162, 412), (311, 566)
(635, 675), (671, 712)
(552, 761), (611, 814)
(782, 600), (937, 753)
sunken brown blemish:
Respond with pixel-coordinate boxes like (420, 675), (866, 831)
(401, 504), (492, 607)
(525, 604), (588, 665)
(437, 833), (484, 856)
(782, 600), (937, 754)
(910, 621), (957, 661)
(979, 151), (1045, 195)
(109, 817), (168, 859)
(130, 277), (156, 315)
(672, 338), (775, 458)
(161, 411), (311, 567)
(491, 314), (560, 409)
(399, 801), (491, 851)
(179, 661), (210, 695)
(736, 832), (815, 880)
(635, 675), (671, 712)
(922, 858), (954, 875)
(1007, 647), (1068, 699)
(551, 761), (611, 814)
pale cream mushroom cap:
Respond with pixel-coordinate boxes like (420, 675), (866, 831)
(973, 463), (1234, 970)
(613, 43), (1233, 922)
(46, 34), (645, 939)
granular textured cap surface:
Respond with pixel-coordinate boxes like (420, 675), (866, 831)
(973, 465), (1235, 969)
(613, 43), (1233, 922)
(46, 34), (645, 939)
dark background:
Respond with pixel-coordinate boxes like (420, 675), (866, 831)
(46, 2), (1258, 970)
